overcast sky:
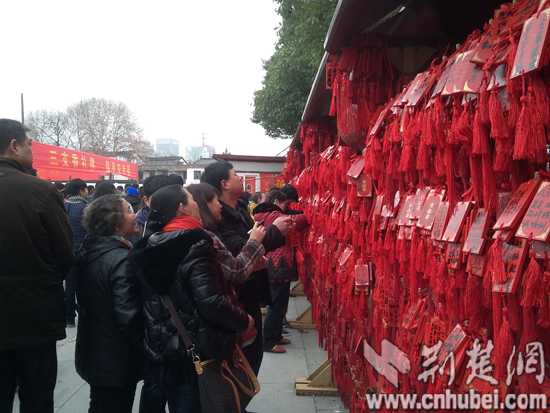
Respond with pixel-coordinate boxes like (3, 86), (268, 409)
(0, 1), (293, 157)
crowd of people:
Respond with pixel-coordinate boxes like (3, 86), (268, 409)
(0, 118), (309, 413)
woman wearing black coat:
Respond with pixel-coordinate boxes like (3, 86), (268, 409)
(74, 194), (143, 413)
(127, 184), (253, 413)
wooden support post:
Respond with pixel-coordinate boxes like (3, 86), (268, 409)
(289, 281), (305, 297)
(295, 359), (339, 396)
(288, 306), (315, 329)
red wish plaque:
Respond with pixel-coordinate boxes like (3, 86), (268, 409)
(487, 64), (508, 91)
(441, 53), (469, 96)
(426, 317), (447, 347)
(441, 202), (473, 243)
(356, 174), (373, 197)
(446, 243), (463, 270)
(493, 178), (542, 230)
(492, 229), (515, 243)
(368, 108), (390, 138)
(516, 181), (550, 241)
(492, 6), (515, 45)
(402, 299), (426, 330)
(346, 157), (365, 179)
(492, 238), (529, 294)
(397, 195), (416, 226)
(432, 54), (460, 97)
(437, 324), (471, 375)
(372, 195), (384, 221)
(431, 202), (450, 241)
(467, 253), (487, 277)
(452, 50), (485, 94)
(470, 29), (495, 65)
(532, 240), (550, 259)
(463, 208), (490, 254)
(354, 265), (370, 294)
(510, 7), (550, 79)
(411, 187), (430, 220)
(417, 189), (446, 230)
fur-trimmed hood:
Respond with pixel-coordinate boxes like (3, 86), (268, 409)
(127, 228), (212, 295)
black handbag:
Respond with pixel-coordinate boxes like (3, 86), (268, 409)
(163, 294), (260, 413)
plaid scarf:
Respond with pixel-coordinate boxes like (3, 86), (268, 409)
(65, 194), (88, 204)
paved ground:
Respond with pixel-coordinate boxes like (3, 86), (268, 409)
(12, 294), (349, 413)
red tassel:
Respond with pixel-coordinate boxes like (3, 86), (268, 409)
(482, 266), (493, 309)
(493, 293), (503, 345)
(417, 139), (431, 171)
(415, 235), (427, 273)
(486, 235), (507, 284)
(410, 230), (418, 300)
(472, 108), (490, 155)
(445, 145), (457, 213)
(521, 248), (544, 308)
(465, 274), (483, 318)
(539, 268), (550, 328)
(489, 90), (508, 140)
(432, 257), (447, 292)
(390, 115), (401, 143)
(496, 307), (513, 380)
(507, 292), (523, 332)
(513, 95), (533, 161)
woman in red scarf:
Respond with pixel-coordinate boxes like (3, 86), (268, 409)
(128, 185), (254, 413)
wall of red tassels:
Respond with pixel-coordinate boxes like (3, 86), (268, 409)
(283, 1), (550, 411)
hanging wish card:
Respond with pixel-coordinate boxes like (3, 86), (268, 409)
(411, 187), (430, 220)
(441, 53), (469, 96)
(492, 238), (529, 293)
(516, 181), (550, 241)
(441, 202), (473, 243)
(432, 54), (460, 97)
(453, 51), (485, 94)
(397, 195), (415, 226)
(431, 202), (450, 241)
(355, 264), (370, 294)
(347, 157), (365, 179)
(467, 253), (487, 277)
(447, 243), (463, 269)
(463, 208), (490, 254)
(356, 174), (373, 197)
(470, 29), (495, 65)
(510, 7), (550, 79)
(493, 178), (542, 230)
(405, 69), (439, 107)
(417, 189), (446, 230)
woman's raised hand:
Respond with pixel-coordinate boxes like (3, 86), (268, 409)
(249, 221), (266, 242)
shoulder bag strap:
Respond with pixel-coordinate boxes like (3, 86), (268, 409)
(163, 294), (204, 374)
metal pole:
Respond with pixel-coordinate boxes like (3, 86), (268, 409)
(20, 93), (24, 124)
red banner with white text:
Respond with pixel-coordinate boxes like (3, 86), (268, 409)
(32, 142), (137, 181)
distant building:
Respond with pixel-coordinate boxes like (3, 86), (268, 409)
(212, 154), (286, 193)
(185, 145), (215, 163)
(156, 138), (179, 156)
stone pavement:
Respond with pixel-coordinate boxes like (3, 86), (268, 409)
(12, 295), (349, 413)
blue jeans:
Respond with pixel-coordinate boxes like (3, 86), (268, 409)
(165, 382), (201, 413)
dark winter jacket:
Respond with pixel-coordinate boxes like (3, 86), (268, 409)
(0, 157), (74, 351)
(74, 236), (144, 387)
(254, 203), (309, 283)
(64, 195), (87, 252)
(125, 193), (142, 213)
(136, 206), (151, 239)
(127, 228), (249, 386)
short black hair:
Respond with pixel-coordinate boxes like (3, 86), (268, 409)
(148, 184), (189, 232)
(251, 192), (265, 204)
(82, 194), (125, 236)
(279, 184), (298, 202)
(200, 161), (233, 192)
(92, 181), (117, 201)
(64, 178), (88, 197)
(266, 188), (287, 204)
(54, 182), (65, 191)
(142, 175), (179, 198)
(0, 119), (30, 155)
(169, 173), (184, 186)
(186, 183), (220, 231)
